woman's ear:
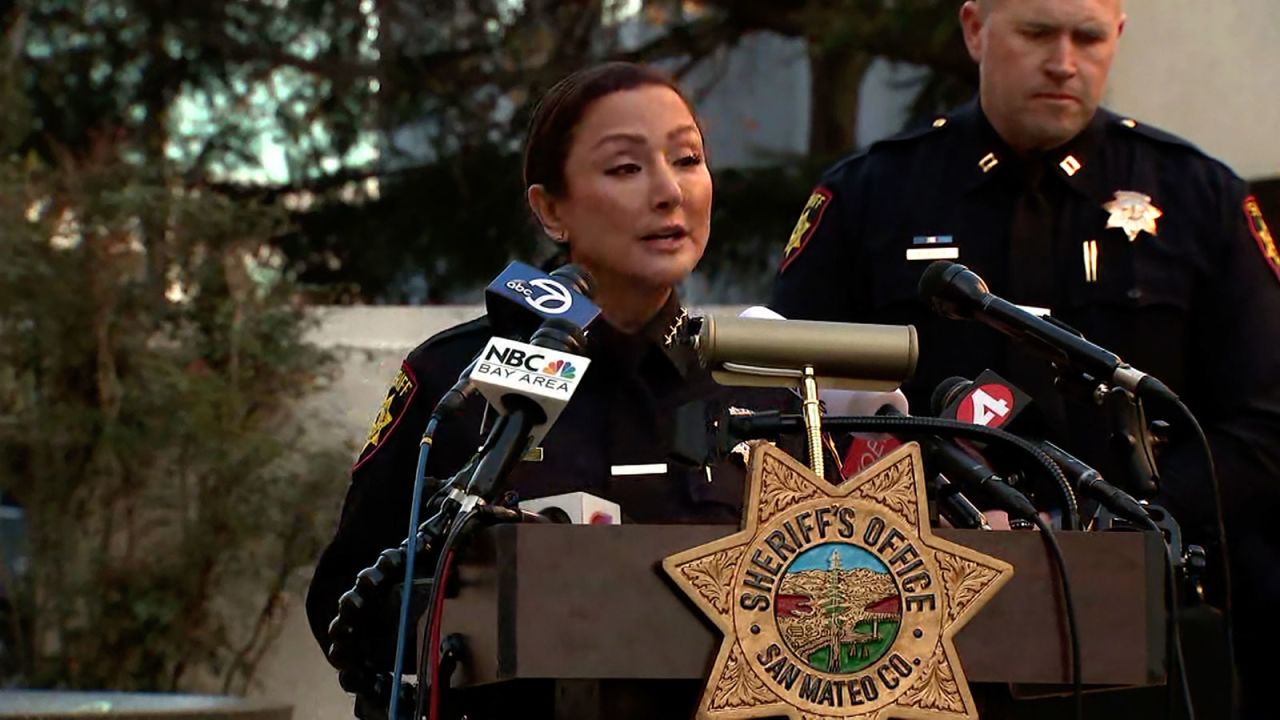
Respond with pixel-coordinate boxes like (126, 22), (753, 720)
(527, 185), (567, 244)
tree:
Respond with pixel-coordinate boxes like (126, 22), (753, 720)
(2, 1), (978, 298)
(0, 6), (350, 691)
(629, 0), (977, 155)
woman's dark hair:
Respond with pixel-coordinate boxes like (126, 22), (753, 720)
(522, 62), (699, 198)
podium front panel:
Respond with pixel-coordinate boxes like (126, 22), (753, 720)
(439, 525), (1165, 688)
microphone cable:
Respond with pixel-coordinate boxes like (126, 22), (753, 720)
(387, 415), (442, 720)
(1162, 395), (1232, 720)
(1026, 512), (1082, 720)
(388, 355), (482, 720)
(1132, 512), (1196, 720)
(414, 507), (477, 720)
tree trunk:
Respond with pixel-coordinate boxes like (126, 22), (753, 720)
(807, 42), (872, 157)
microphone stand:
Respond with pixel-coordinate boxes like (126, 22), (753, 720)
(1053, 369), (1165, 500)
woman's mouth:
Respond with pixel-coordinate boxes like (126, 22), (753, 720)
(641, 224), (688, 242)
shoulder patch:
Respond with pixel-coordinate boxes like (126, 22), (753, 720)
(1244, 196), (1280, 284)
(779, 187), (833, 273)
(353, 361), (419, 470)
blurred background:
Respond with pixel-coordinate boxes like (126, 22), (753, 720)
(0, 1), (1275, 718)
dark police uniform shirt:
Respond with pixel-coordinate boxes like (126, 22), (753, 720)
(771, 100), (1280, 715)
(306, 293), (792, 665)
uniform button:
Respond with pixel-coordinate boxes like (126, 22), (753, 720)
(1127, 288), (1143, 300)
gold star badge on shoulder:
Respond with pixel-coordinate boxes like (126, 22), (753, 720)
(1103, 190), (1162, 242)
(664, 443), (1012, 720)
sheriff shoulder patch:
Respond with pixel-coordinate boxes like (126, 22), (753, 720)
(353, 362), (418, 470)
(1244, 195), (1280, 284)
(780, 187), (832, 273)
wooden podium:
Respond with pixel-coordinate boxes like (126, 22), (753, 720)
(435, 525), (1170, 719)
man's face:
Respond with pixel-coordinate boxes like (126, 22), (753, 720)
(961, 0), (1126, 152)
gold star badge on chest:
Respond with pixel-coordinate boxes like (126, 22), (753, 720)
(664, 443), (1013, 720)
(1103, 190), (1162, 242)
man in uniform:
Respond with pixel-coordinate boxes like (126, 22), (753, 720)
(771, 0), (1279, 717)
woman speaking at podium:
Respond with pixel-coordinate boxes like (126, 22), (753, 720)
(306, 62), (801, 669)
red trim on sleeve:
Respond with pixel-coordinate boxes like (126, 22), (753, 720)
(779, 187), (834, 274)
(352, 360), (420, 472)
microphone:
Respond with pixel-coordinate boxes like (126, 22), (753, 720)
(918, 261), (1177, 402)
(934, 372), (1150, 525)
(519, 492), (622, 525)
(688, 312), (918, 391)
(874, 405), (1024, 525)
(435, 261), (601, 421)
(469, 336), (591, 461)
(483, 261), (602, 341)
(458, 262), (600, 496)
(932, 370), (1039, 433)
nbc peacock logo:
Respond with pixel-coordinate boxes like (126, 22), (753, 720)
(541, 359), (577, 379)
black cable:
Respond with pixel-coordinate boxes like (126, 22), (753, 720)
(414, 507), (479, 720)
(1138, 515), (1195, 720)
(1169, 399), (1232, 624)
(1028, 513), (1082, 720)
(747, 414), (1080, 529)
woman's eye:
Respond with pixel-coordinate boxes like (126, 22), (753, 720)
(675, 153), (703, 167)
(606, 163), (642, 176)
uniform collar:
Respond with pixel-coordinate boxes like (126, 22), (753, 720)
(950, 99), (1110, 199)
(591, 290), (695, 379)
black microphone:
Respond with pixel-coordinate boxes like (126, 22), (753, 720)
(875, 405), (1035, 522)
(918, 261), (1177, 403)
(935, 373), (1150, 526)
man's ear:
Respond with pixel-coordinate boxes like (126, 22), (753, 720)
(959, 1), (985, 63)
(527, 184), (567, 243)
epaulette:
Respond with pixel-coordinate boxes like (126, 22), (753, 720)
(867, 115), (953, 151)
(1110, 114), (1209, 156)
(824, 116), (950, 177)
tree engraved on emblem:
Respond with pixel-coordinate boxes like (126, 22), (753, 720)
(679, 547), (745, 616)
(900, 644), (966, 713)
(938, 553), (1000, 625)
(710, 642), (776, 710)
(849, 456), (918, 526)
(758, 454), (820, 524)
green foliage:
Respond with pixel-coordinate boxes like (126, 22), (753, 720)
(0, 152), (348, 692)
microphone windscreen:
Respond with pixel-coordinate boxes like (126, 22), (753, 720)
(916, 260), (957, 302)
(930, 376), (972, 416)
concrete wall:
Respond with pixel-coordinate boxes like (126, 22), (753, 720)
(1103, 0), (1279, 180)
